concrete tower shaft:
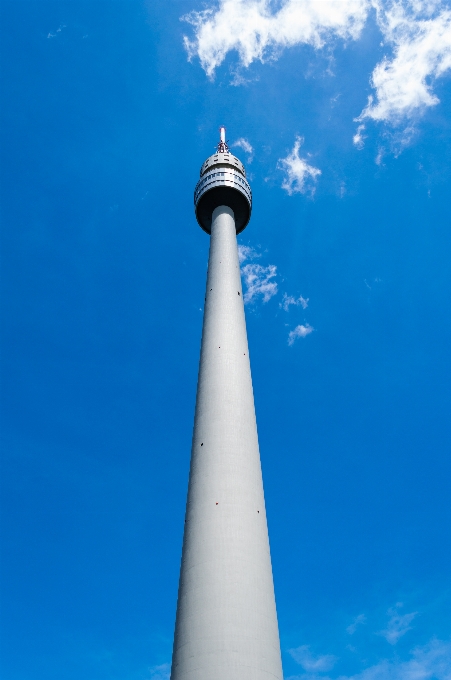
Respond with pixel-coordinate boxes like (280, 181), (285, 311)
(170, 133), (282, 680)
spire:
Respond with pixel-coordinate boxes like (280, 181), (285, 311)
(217, 125), (229, 153)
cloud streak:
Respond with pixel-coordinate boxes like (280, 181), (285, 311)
(183, 0), (451, 131)
(182, 0), (369, 78)
(353, 124), (367, 149)
(241, 263), (278, 303)
(148, 663), (170, 680)
(281, 293), (309, 310)
(279, 136), (321, 195)
(238, 243), (260, 263)
(357, 1), (451, 124)
(289, 645), (337, 672)
(288, 323), (314, 344)
(232, 137), (254, 161)
(347, 614), (367, 635)
(287, 638), (451, 680)
(379, 605), (418, 644)
(348, 639), (451, 679)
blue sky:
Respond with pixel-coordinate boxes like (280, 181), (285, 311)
(1, 1), (450, 679)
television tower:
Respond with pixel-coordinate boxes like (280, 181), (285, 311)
(170, 127), (283, 680)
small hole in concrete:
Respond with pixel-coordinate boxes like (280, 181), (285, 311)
(201, 443), (203, 446)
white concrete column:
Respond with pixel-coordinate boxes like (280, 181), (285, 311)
(171, 206), (283, 680)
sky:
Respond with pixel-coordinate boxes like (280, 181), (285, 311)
(1, 1), (450, 679)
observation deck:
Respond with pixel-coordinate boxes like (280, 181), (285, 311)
(194, 128), (252, 234)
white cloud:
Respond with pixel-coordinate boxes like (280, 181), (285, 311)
(241, 263), (278, 302)
(357, 2), (451, 124)
(382, 122), (417, 155)
(184, 0), (451, 135)
(281, 293), (309, 310)
(238, 243), (260, 262)
(287, 639), (451, 680)
(379, 605), (418, 644)
(182, 0), (370, 78)
(289, 645), (337, 672)
(279, 136), (321, 195)
(353, 124), (367, 149)
(375, 146), (385, 164)
(232, 137), (254, 161)
(347, 614), (367, 635)
(47, 24), (66, 38)
(288, 323), (314, 344)
(345, 638), (451, 679)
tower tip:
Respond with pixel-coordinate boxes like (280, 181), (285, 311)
(217, 126), (229, 153)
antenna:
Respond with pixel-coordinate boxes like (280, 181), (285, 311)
(217, 125), (229, 153)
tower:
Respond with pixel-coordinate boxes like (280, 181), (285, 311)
(170, 128), (283, 680)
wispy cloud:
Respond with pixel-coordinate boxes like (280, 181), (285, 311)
(238, 243), (260, 263)
(281, 293), (309, 311)
(350, 639), (451, 679)
(47, 24), (66, 38)
(148, 663), (170, 680)
(379, 604), (418, 644)
(183, 0), (451, 139)
(241, 263), (278, 303)
(181, 0), (369, 78)
(375, 146), (385, 164)
(279, 136), (321, 196)
(238, 245), (277, 303)
(347, 614), (367, 635)
(288, 323), (314, 345)
(357, 1), (451, 125)
(353, 124), (367, 149)
(289, 645), (337, 672)
(232, 137), (254, 161)
(287, 638), (451, 680)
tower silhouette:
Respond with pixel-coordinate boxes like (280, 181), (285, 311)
(170, 127), (283, 680)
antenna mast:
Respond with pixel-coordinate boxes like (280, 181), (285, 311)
(217, 125), (229, 153)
